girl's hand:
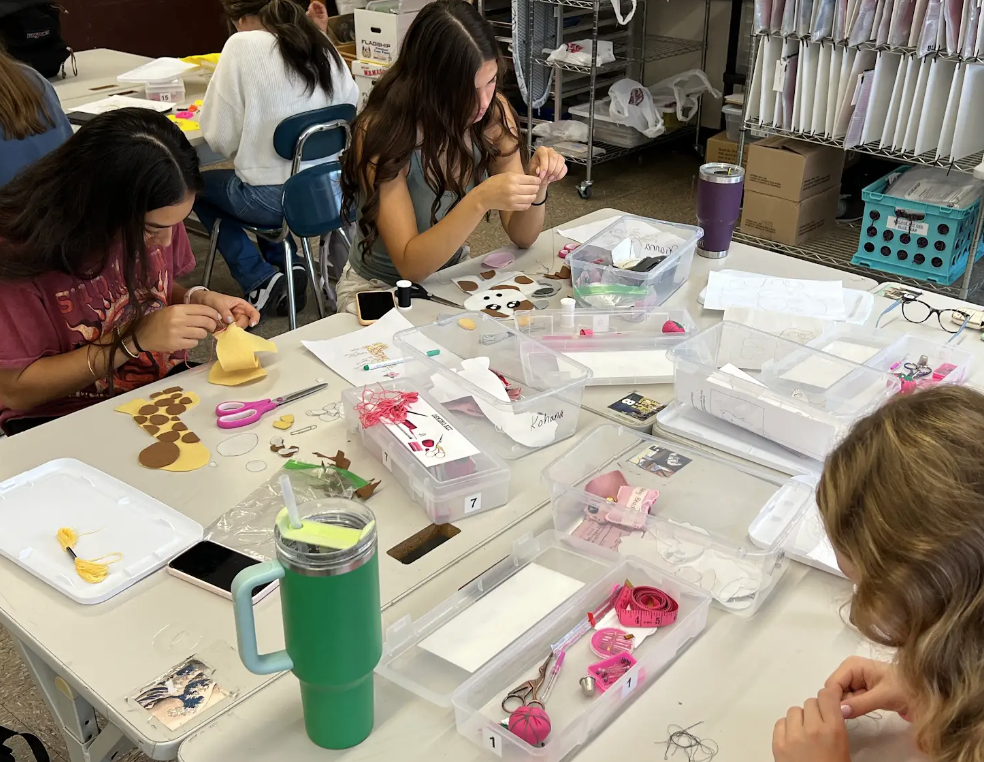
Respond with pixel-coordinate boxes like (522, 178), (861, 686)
(528, 146), (568, 186)
(135, 305), (222, 353)
(194, 290), (260, 330)
(476, 173), (543, 212)
(773, 689), (852, 762)
(307, 0), (330, 34)
(825, 656), (912, 721)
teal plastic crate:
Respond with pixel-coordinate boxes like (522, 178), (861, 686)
(851, 167), (984, 286)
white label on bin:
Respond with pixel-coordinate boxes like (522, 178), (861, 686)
(773, 59), (787, 92)
(621, 672), (637, 699)
(382, 450), (393, 472)
(159, 92), (172, 101)
(464, 493), (482, 514)
(484, 728), (504, 757)
(887, 216), (929, 235)
(592, 314), (610, 332)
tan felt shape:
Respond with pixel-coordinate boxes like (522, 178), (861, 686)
(116, 388), (210, 472)
(209, 325), (278, 386)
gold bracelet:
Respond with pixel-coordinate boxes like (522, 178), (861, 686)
(85, 344), (98, 378)
(119, 330), (140, 360)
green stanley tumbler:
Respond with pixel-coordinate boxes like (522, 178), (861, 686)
(231, 498), (381, 749)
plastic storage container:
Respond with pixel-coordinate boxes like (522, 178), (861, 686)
(394, 312), (592, 460)
(668, 322), (900, 462)
(145, 79), (186, 103)
(568, 99), (651, 149)
(567, 215), (702, 310)
(376, 530), (710, 762)
(851, 166), (984, 285)
(340, 381), (510, 523)
(510, 308), (698, 386)
(722, 103), (743, 142)
(542, 425), (812, 615)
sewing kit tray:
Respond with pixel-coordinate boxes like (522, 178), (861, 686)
(376, 530), (709, 762)
(542, 425), (813, 616)
(510, 308), (697, 386)
(0, 459), (203, 604)
(668, 322), (900, 462)
(395, 312), (592, 460)
(340, 381), (510, 523)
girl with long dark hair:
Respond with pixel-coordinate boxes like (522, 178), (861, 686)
(337, 0), (567, 312)
(194, 0), (359, 317)
(0, 109), (260, 436)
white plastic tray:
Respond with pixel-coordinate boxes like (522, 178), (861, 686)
(0, 459), (203, 604)
(116, 57), (199, 84)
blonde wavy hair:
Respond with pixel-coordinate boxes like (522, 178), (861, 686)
(818, 384), (984, 762)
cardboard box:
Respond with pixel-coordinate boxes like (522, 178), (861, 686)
(355, 8), (419, 64)
(705, 131), (747, 170)
(326, 14), (356, 45)
(352, 59), (389, 112)
(745, 137), (845, 202)
(739, 187), (840, 246)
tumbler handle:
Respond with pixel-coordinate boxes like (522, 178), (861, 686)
(231, 560), (293, 674)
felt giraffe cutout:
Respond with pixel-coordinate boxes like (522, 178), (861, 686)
(209, 324), (278, 386)
(116, 387), (211, 472)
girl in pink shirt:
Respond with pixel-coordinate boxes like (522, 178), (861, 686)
(0, 109), (260, 435)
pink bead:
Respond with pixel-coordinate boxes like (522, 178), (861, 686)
(176, 111), (195, 119)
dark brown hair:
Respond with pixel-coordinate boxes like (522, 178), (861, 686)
(221, 0), (343, 98)
(818, 385), (984, 762)
(0, 42), (55, 140)
(341, 0), (524, 260)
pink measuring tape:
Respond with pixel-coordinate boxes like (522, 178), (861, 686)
(615, 584), (679, 628)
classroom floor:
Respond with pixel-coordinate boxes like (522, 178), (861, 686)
(0, 146), (702, 762)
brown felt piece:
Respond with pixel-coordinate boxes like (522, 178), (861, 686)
(458, 281), (478, 292)
(498, 284), (520, 291)
(142, 425), (160, 436)
(150, 391), (163, 399)
(158, 431), (181, 443)
(179, 396), (193, 405)
(134, 416), (148, 425)
(517, 300), (535, 310)
(271, 444), (284, 453)
(355, 479), (381, 499)
(545, 265), (572, 280)
(182, 432), (201, 444)
(485, 308), (509, 318)
(480, 270), (495, 279)
(162, 386), (182, 394)
(172, 422), (188, 432)
(139, 440), (181, 469)
(138, 405), (158, 416)
(166, 404), (187, 415)
(149, 414), (169, 425)
(514, 275), (534, 284)
(170, 416), (181, 421)
(155, 399), (171, 408)
(316, 450), (352, 470)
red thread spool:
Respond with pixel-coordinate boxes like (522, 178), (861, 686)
(615, 584), (678, 628)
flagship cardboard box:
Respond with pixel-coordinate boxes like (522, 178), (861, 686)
(745, 137), (845, 202)
(352, 59), (389, 112)
(739, 186), (840, 246)
(705, 131), (747, 169)
(355, 0), (433, 65)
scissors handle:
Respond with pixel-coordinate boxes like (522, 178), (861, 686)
(215, 399), (276, 429)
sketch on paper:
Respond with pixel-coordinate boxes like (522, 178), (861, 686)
(705, 272), (847, 319)
(709, 389), (766, 436)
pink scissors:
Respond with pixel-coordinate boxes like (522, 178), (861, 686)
(215, 383), (328, 429)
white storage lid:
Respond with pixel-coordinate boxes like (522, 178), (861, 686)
(0, 459), (203, 604)
(117, 58), (198, 85)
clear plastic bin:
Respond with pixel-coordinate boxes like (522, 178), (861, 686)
(567, 215), (702, 310)
(542, 425), (812, 615)
(145, 79), (185, 103)
(510, 308), (697, 386)
(722, 103), (743, 142)
(668, 322), (900, 461)
(394, 312), (592, 460)
(340, 381), (510, 523)
(376, 531), (710, 762)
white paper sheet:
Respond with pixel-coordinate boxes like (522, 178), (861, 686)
(890, 55), (920, 149)
(949, 62), (984, 160)
(556, 215), (621, 244)
(724, 307), (828, 346)
(779, 342), (878, 388)
(564, 350), (673, 380)
(70, 95), (175, 115)
(902, 58), (931, 152)
(384, 397), (480, 468)
(417, 563), (584, 673)
(936, 61), (966, 160)
(704, 272), (847, 320)
(914, 58), (957, 156)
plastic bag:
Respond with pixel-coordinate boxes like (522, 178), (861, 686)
(811, 0), (835, 38)
(649, 69), (722, 123)
(849, 0), (878, 45)
(919, 0), (942, 55)
(781, 0), (797, 34)
(546, 40), (616, 66)
(754, 0), (773, 32)
(797, 0), (816, 35)
(609, 79), (664, 137)
(532, 120), (590, 142)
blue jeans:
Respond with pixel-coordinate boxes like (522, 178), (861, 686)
(193, 170), (300, 295)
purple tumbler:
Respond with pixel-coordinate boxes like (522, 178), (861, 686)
(696, 162), (745, 259)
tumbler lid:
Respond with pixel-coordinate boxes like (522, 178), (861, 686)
(275, 498), (378, 577)
(699, 162), (745, 184)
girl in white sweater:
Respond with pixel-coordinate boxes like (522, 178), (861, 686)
(195, 0), (358, 317)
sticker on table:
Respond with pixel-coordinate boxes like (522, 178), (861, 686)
(608, 392), (664, 422)
(131, 657), (229, 731)
(384, 397), (480, 468)
(629, 445), (692, 477)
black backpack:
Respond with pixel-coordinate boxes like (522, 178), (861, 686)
(0, 724), (49, 762)
(0, 0), (70, 78)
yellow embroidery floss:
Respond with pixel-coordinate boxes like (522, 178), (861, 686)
(56, 527), (123, 584)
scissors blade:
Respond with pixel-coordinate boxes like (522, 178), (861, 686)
(430, 294), (463, 308)
(277, 383), (329, 406)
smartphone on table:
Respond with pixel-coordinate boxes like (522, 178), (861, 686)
(167, 541), (278, 605)
(356, 290), (395, 325)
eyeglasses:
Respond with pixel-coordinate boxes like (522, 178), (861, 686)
(875, 295), (971, 344)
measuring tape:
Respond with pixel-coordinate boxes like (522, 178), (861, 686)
(615, 584), (679, 628)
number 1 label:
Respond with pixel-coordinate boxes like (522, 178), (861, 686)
(485, 729), (503, 757)
(621, 673), (636, 699)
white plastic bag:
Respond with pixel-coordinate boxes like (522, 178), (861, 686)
(546, 40), (616, 66)
(608, 79), (664, 138)
(649, 69), (722, 122)
(532, 120), (590, 142)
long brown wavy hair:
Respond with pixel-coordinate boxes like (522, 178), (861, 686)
(0, 42), (55, 140)
(818, 384), (984, 762)
(341, 0), (524, 260)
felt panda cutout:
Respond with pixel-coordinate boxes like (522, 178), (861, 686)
(463, 285), (536, 318)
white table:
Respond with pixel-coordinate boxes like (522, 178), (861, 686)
(0, 309), (604, 762)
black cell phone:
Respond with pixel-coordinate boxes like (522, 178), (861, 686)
(167, 541), (278, 604)
(66, 111), (100, 126)
(356, 289), (396, 325)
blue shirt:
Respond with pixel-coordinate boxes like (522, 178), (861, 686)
(0, 65), (72, 188)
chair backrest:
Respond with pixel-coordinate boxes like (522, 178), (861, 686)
(282, 161), (346, 239)
(272, 103), (357, 169)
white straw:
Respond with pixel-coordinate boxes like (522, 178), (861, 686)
(281, 475), (302, 529)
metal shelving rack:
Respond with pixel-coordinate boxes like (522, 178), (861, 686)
(735, 32), (984, 300)
(524, 0), (711, 199)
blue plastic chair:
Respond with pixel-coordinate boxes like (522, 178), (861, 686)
(200, 103), (356, 331)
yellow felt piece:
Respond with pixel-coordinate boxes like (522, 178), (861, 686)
(117, 390), (209, 472)
(208, 363), (267, 386)
(275, 509), (371, 550)
(273, 415), (294, 430)
(163, 441), (211, 472)
(216, 325), (277, 372)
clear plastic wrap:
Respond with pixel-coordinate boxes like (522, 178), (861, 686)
(781, 0), (797, 34)
(206, 461), (355, 560)
(876, 0), (896, 43)
(754, 0), (773, 32)
(919, 0), (943, 56)
(771, 0), (786, 32)
(812, 0), (835, 38)
(889, 0), (917, 46)
(833, 0), (849, 41)
(944, 0), (963, 54)
(797, 0), (816, 35)
(849, 0), (878, 45)
(961, 0), (979, 57)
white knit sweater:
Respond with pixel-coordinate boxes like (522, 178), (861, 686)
(200, 30), (358, 187)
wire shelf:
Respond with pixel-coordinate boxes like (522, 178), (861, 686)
(558, 125), (697, 166)
(534, 35), (704, 74)
(733, 224), (984, 299)
(742, 121), (984, 175)
(751, 31), (984, 64)
(534, 0), (645, 9)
